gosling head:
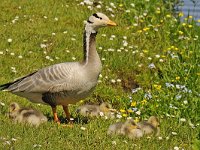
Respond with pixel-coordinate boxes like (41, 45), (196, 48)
(124, 119), (139, 129)
(9, 102), (20, 112)
(8, 102), (20, 119)
(85, 13), (117, 32)
(99, 102), (113, 112)
(148, 116), (160, 128)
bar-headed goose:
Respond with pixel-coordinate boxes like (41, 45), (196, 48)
(0, 13), (117, 123)
(137, 116), (160, 136)
(76, 102), (116, 118)
(8, 102), (47, 126)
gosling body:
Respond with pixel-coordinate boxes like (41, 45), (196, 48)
(9, 102), (47, 126)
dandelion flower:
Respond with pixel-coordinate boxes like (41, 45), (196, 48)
(188, 15), (193, 19)
(122, 114), (128, 117)
(178, 31), (183, 35)
(134, 117), (139, 123)
(141, 99), (147, 105)
(178, 12), (184, 17)
(120, 109), (126, 113)
(127, 109), (133, 113)
(131, 101), (137, 107)
(166, 14), (171, 18)
(182, 23), (186, 26)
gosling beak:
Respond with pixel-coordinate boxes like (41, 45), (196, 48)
(107, 20), (117, 26)
(130, 125), (138, 129)
(109, 108), (117, 112)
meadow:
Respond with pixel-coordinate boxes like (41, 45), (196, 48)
(0, 0), (199, 149)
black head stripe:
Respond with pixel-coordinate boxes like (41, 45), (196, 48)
(87, 20), (93, 24)
(93, 13), (102, 20)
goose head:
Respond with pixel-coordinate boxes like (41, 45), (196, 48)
(85, 13), (117, 32)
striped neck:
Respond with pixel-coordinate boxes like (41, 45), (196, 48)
(83, 26), (98, 65)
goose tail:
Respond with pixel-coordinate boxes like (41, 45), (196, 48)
(0, 82), (15, 91)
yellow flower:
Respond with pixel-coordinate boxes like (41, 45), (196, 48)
(134, 117), (139, 123)
(167, 47), (171, 51)
(127, 109), (133, 113)
(131, 101), (137, 107)
(197, 73), (200, 76)
(178, 12), (184, 17)
(182, 23), (186, 26)
(198, 19), (200, 23)
(143, 27), (150, 31)
(153, 84), (162, 90)
(166, 14), (171, 18)
(161, 55), (166, 58)
(188, 25), (193, 28)
(120, 109), (126, 113)
(160, 20), (163, 23)
(143, 50), (149, 53)
(171, 46), (175, 49)
(119, 4), (123, 7)
(122, 114), (128, 117)
(178, 31), (184, 35)
(188, 15), (193, 19)
(139, 19), (144, 23)
(79, 100), (84, 103)
(174, 47), (178, 51)
(156, 10), (160, 14)
(176, 76), (180, 80)
(137, 30), (143, 33)
(141, 99), (147, 105)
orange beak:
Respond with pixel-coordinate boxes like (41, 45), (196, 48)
(107, 20), (117, 26)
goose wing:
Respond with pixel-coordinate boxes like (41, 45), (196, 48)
(0, 63), (82, 93)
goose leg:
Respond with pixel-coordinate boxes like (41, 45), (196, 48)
(52, 106), (60, 124)
(62, 105), (71, 122)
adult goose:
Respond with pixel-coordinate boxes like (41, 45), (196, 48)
(0, 13), (117, 123)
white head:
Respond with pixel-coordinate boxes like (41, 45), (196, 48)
(85, 13), (117, 32)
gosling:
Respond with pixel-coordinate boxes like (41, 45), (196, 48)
(8, 102), (47, 127)
(76, 102), (116, 118)
(107, 119), (143, 139)
(137, 116), (160, 136)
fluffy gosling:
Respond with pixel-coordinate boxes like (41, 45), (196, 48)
(107, 119), (143, 139)
(8, 102), (47, 127)
(137, 116), (160, 136)
(76, 102), (116, 118)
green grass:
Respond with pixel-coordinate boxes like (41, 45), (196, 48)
(0, 0), (199, 149)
